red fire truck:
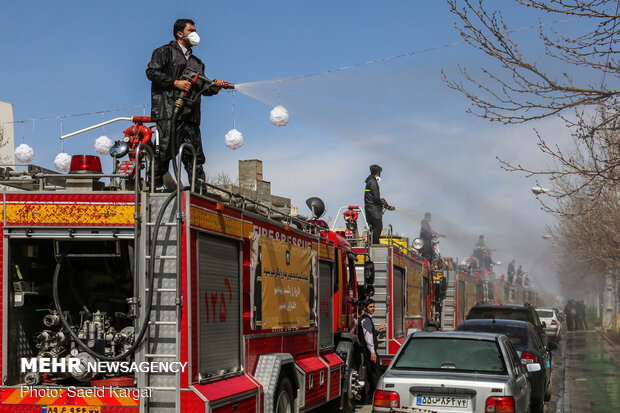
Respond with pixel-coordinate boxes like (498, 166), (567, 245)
(0, 117), (365, 413)
(331, 206), (441, 366)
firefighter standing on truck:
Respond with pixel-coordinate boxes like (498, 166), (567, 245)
(146, 18), (227, 189)
(364, 164), (394, 244)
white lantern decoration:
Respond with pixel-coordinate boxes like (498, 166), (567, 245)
(54, 152), (72, 172)
(269, 105), (289, 127)
(15, 143), (35, 163)
(94, 135), (114, 155)
(225, 129), (244, 150)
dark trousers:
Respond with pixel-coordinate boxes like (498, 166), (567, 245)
(153, 120), (206, 187)
(421, 236), (432, 260)
(367, 216), (383, 245)
(364, 354), (381, 402)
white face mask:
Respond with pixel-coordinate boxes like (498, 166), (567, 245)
(375, 176), (381, 183)
(186, 32), (200, 47)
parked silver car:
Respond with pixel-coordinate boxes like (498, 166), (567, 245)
(536, 307), (562, 342)
(372, 332), (540, 413)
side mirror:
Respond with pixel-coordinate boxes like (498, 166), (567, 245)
(526, 363), (541, 373)
(548, 342), (558, 351)
(364, 260), (375, 285)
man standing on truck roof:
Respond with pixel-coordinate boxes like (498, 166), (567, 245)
(146, 18), (227, 190)
(507, 259), (516, 284)
(473, 235), (486, 270)
(359, 299), (386, 402)
(364, 164), (394, 245)
(419, 212), (434, 260)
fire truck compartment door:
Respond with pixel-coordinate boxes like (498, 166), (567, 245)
(392, 266), (405, 338)
(318, 260), (334, 350)
(197, 233), (242, 379)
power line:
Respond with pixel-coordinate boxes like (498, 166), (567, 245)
(2, 104), (150, 126)
(238, 15), (576, 87)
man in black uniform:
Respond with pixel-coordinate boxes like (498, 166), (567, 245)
(473, 235), (486, 271)
(507, 259), (516, 284)
(146, 18), (226, 189)
(364, 164), (394, 244)
(515, 265), (523, 285)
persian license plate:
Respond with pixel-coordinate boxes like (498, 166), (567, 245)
(416, 394), (468, 408)
(43, 406), (101, 413)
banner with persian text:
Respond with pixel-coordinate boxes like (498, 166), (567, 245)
(250, 234), (316, 329)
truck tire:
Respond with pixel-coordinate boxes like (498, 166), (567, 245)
(274, 377), (294, 413)
(341, 366), (357, 413)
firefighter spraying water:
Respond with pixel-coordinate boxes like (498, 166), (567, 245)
(146, 18), (234, 191)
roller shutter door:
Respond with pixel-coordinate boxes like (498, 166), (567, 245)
(393, 266), (404, 338)
(197, 233), (241, 378)
(318, 261), (334, 350)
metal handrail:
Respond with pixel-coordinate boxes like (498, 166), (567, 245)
(176, 143), (197, 193)
(175, 143), (196, 316)
(0, 172), (131, 191)
(131, 144), (155, 323)
(199, 181), (318, 233)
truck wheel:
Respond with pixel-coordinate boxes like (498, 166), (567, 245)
(274, 377), (294, 413)
(326, 366), (357, 413)
(341, 366), (357, 413)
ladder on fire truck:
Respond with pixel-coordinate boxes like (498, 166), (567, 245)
(441, 271), (457, 331)
(134, 145), (196, 413)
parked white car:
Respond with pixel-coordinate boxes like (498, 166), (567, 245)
(536, 308), (562, 342)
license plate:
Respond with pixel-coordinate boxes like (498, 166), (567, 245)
(416, 394), (468, 408)
(43, 406), (101, 413)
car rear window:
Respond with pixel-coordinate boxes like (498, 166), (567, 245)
(467, 308), (534, 324)
(393, 337), (507, 374)
(536, 310), (554, 318)
(456, 324), (530, 348)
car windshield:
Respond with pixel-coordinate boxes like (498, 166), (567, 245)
(392, 337), (507, 374)
(457, 324), (529, 347)
(468, 308), (533, 323)
(537, 310), (554, 318)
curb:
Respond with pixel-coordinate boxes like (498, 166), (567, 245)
(558, 334), (568, 413)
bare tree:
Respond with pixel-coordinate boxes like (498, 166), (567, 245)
(0, 125), (11, 163)
(508, 105), (620, 212)
(445, 0), (618, 124)
(550, 187), (619, 328)
(444, 0), (619, 208)
(206, 170), (236, 186)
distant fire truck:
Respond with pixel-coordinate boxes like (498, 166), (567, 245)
(0, 117), (367, 413)
(331, 205), (446, 366)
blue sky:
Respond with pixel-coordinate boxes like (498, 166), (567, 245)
(1, 1), (599, 293)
